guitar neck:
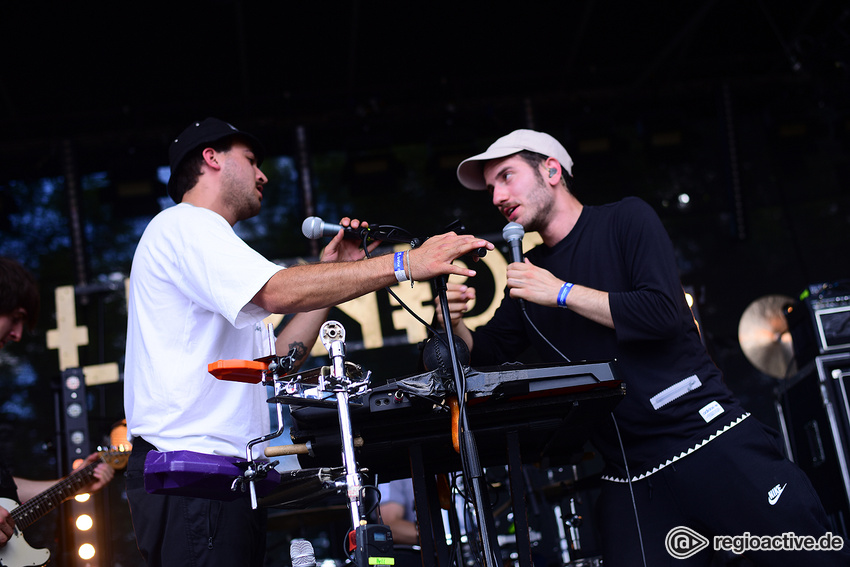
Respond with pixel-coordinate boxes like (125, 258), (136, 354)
(11, 460), (99, 530)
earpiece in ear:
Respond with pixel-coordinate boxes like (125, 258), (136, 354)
(548, 168), (557, 178)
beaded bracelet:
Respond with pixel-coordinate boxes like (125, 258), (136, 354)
(557, 282), (574, 307)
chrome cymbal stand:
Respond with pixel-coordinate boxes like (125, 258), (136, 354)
(318, 321), (394, 565)
(319, 320), (367, 529)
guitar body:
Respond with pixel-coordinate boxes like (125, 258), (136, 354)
(0, 498), (50, 567)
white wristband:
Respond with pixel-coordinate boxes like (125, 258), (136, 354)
(394, 251), (408, 283)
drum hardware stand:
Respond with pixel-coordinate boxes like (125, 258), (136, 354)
(549, 465), (587, 565)
(564, 464), (584, 556)
(235, 323), (301, 509)
(316, 321), (395, 565)
(565, 496), (583, 552)
(318, 320), (364, 527)
(250, 320), (391, 564)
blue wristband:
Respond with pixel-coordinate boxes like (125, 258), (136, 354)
(394, 251), (408, 282)
(557, 282), (573, 307)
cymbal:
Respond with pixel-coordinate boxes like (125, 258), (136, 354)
(738, 295), (797, 379)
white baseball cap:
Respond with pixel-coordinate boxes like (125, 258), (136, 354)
(456, 129), (574, 190)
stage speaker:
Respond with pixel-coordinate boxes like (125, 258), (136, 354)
(776, 352), (850, 537)
(787, 281), (850, 368)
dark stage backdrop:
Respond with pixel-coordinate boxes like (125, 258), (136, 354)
(1, 35), (849, 567)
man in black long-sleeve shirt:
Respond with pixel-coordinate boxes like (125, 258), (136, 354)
(439, 129), (848, 566)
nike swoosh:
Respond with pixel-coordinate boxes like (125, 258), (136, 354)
(768, 484), (787, 505)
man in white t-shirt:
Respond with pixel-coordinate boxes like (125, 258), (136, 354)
(123, 118), (493, 567)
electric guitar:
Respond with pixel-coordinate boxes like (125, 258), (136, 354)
(0, 448), (130, 567)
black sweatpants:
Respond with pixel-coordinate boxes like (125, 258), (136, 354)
(598, 416), (850, 566)
(125, 438), (268, 567)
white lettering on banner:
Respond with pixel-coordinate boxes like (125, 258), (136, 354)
(390, 283), (436, 345)
(263, 313), (286, 331)
(307, 292), (383, 357)
(464, 249), (508, 331)
(460, 230), (540, 331)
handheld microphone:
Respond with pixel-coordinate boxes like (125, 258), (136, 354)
(290, 538), (317, 567)
(301, 216), (418, 245)
(502, 222), (526, 312)
(502, 222), (525, 264)
(502, 222), (571, 361)
(301, 216), (368, 240)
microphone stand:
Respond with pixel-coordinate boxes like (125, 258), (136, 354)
(434, 274), (501, 567)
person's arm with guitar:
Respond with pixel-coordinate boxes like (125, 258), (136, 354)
(0, 258), (119, 561)
(0, 452), (116, 549)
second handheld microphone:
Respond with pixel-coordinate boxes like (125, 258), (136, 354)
(301, 216), (369, 240)
(502, 222), (525, 264)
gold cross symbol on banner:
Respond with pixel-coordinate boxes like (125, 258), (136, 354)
(46, 285), (119, 385)
(46, 286), (87, 370)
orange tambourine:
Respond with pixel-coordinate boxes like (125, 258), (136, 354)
(208, 359), (268, 384)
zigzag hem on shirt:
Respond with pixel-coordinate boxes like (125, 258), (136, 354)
(600, 412), (751, 483)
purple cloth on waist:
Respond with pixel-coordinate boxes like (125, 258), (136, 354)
(144, 449), (281, 501)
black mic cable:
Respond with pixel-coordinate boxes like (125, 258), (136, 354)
(611, 413), (648, 567)
(501, 222), (571, 363)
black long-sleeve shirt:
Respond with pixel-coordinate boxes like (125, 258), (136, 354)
(471, 197), (748, 479)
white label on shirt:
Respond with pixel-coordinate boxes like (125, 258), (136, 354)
(650, 375), (702, 410)
(699, 400), (724, 423)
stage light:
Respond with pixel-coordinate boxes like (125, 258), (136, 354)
(78, 543), (96, 560)
(71, 498), (100, 566)
(683, 285), (705, 345)
(59, 368), (105, 566)
(76, 514), (94, 531)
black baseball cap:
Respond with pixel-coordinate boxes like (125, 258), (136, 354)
(166, 117), (266, 201)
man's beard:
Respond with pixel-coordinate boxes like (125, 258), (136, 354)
(222, 172), (261, 221)
(517, 175), (554, 233)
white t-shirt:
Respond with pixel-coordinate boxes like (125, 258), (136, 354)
(124, 203), (284, 458)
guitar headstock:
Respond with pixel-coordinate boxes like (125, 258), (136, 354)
(98, 444), (132, 470)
